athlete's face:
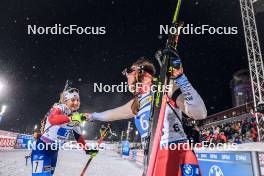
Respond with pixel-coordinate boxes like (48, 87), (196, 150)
(126, 66), (138, 86)
(65, 97), (80, 111)
(126, 71), (137, 86)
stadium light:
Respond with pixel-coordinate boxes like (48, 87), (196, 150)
(0, 77), (8, 94)
(0, 82), (4, 92)
(0, 105), (7, 115)
(34, 124), (38, 130)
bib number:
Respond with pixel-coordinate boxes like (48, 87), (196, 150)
(135, 110), (151, 137)
(140, 115), (149, 130)
(32, 160), (44, 173)
(173, 123), (180, 132)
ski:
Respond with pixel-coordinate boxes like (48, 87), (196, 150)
(143, 1), (183, 176)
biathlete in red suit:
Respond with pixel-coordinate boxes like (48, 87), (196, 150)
(31, 88), (96, 176)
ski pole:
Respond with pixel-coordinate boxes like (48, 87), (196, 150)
(25, 155), (31, 166)
(80, 152), (97, 176)
(80, 125), (110, 176)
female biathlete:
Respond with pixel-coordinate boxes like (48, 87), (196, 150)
(31, 87), (95, 176)
(88, 50), (207, 176)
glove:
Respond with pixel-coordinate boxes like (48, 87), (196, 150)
(169, 56), (182, 70)
(163, 47), (182, 69)
(160, 47), (182, 78)
(156, 47), (182, 70)
(70, 113), (87, 125)
(85, 149), (99, 156)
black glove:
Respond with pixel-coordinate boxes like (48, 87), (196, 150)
(156, 47), (182, 69)
(169, 56), (182, 70)
(163, 46), (182, 70)
(85, 149), (99, 156)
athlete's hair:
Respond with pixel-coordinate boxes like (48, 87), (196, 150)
(59, 92), (64, 103)
(131, 57), (156, 114)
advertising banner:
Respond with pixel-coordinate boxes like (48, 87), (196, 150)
(122, 141), (130, 158)
(196, 151), (254, 176)
(14, 134), (35, 149)
(0, 130), (19, 148)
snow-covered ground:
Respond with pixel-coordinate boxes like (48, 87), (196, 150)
(1, 143), (263, 176)
(0, 149), (143, 176)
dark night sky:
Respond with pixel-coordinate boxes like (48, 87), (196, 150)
(0, 0), (263, 137)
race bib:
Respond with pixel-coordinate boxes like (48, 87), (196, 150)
(134, 108), (151, 138)
(57, 128), (70, 138)
(32, 160), (44, 173)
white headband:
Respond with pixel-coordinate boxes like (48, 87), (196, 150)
(63, 90), (79, 101)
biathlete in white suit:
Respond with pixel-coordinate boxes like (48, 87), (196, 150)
(88, 50), (207, 176)
(31, 87), (96, 176)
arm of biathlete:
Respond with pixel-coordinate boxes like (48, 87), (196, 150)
(91, 99), (135, 121)
(48, 108), (71, 125)
(72, 126), (87, 149)
(173, 74), (207, 120)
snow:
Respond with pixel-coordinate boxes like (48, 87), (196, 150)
(1, 142), (262, 176)
(0, 149), (143, 176)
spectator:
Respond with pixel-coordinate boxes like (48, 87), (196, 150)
(234, 136), (242, 144)
(250, 125), (258, 142)
(199, 116), (258, 144)
(218, 132), (227, 143)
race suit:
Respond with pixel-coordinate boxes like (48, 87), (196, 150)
(92, 75), (207, 176)
(31, 103), (86, 176)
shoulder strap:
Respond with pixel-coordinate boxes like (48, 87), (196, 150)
(166, 99), (183, 124)
(171, 88), (182, 101)
(166, 98), (191, 140)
